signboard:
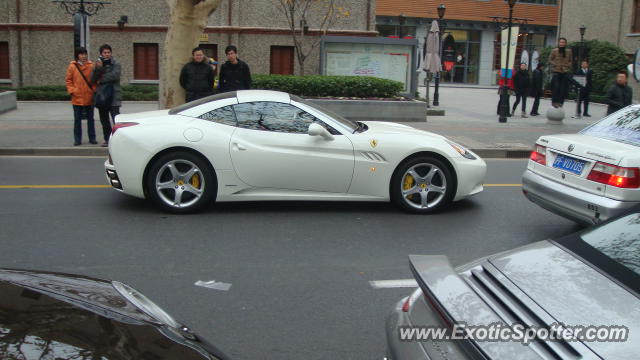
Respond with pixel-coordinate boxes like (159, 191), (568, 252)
(200, 34), (209, 43)
(573, 74), (586, 87)
(324, 42), (412, 92)
(500, 26), (519, 79)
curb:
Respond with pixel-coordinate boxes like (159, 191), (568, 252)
(0, 147), (533, 158)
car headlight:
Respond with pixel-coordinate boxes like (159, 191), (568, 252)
(112, 281), (180, 328)
(446, 140), (476, 160)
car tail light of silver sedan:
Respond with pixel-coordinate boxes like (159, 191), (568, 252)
(587, 162), (640, 188)
(529, 144), (547, 165)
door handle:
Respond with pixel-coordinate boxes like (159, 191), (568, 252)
(234, 142), (247, 151)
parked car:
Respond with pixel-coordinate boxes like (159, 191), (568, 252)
(0, 269), (229, 359)
(386, 206), (640, 359)
(522, 105), (640, 225)
(104, 90), (486, 214)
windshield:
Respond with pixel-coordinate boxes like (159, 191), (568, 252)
(581, 107), (640, 147)
(290, 95), (358, 133)
(580, 213), (640, 276)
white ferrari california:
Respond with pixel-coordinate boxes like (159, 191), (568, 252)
(104, 90), (486, 213)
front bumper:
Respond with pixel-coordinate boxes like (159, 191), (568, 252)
(522, 169), (639, 225)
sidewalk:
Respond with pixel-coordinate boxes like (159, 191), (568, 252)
(0, 88), (602, 157)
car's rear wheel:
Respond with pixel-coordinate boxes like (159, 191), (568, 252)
(146, 151), (216, 214)
(391, 156), (454, 214)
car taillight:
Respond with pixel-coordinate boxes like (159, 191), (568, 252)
(401, 296), (412, 312)
(112, 122), (139, 135)
(587, 162), (640, 188)
(529, 144), (546, 165)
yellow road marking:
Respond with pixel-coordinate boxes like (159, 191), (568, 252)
(0, 185), (110, 189)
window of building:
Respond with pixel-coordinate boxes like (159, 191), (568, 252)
(133, 43), (159, 80)
(376, 25), (416, 38)
(0, 42), (9, 79)
(270, 46), (294, 75)
(441, 30), (482, 84)
(634, 0), (640, 33)
(199, 105), (237, 127)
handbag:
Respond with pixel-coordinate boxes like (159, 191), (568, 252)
(95, 83), (114, 110)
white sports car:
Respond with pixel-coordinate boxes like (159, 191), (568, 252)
(104, 90), (486, 213)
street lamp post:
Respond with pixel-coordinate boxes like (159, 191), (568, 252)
(398, 13), (406, 39)
(52, 0), (110, 49)
(579, 25), (586, 62)
(433, 4), (445, 107)
(497, 0), (517, 123)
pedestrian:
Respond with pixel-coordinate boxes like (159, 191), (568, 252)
(548, 38), (573, 108)
(218, 45), (252, 93)
(575, 59), (593, 117)
(605, 71), (633, 115)
(530, 63), (545, 116)
(179, 47), (215, 102)
(512, 63), (530, 118)
(64, 46), (97, 146)
(91, 44), (122, 147)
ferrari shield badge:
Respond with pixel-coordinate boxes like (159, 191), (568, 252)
(370, 139), (378, 148)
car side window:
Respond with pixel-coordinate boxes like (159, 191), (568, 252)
(233, 102), (340, 134)
(198, 105), (237, 126)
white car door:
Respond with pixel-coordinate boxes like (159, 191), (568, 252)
(229, 101), (355, 193)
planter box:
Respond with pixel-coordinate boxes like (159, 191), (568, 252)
(308, 99), (427, 122)
(0, 91), (17, 114)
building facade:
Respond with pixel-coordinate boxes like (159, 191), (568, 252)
(558, 0), (640, 99)
(0, 0), (376, 87)
(376, 0), (559, 86)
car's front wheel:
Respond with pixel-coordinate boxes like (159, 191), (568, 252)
(146, 151), (216, 214)
(391, 156), (454, 214)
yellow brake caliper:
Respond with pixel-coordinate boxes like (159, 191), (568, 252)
(403, 174), (415, 200)
(190, 174), (201, 189)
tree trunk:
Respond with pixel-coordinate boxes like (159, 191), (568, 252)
(160, 0), (222, 109)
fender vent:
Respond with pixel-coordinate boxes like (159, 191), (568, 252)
(360, 151), (387, 162)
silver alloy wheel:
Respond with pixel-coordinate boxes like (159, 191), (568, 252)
(154, 159), (205, 208)
(400, 163), (447, 209)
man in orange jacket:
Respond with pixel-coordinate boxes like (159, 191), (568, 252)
(65, 47), (96, 146)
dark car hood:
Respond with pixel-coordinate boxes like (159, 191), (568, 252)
(0, 269), (227, 359)
(488, 241), (640, 359)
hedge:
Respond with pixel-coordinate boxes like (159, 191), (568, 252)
(252, 75), (404, 98)
(0, 75), (404, 101)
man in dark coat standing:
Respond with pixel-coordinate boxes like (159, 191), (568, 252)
(218, 45), (252, 93)
(512, 63), (530, 118)
(575, 60), (593, 117)
(530, 63), (545, 116)
(605, 71), (633, 115)
(180, 47), (215, 103)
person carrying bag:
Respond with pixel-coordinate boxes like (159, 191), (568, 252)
(64, 46), (97, 146)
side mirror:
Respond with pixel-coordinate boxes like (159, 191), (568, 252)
(308, 123), (334, 141)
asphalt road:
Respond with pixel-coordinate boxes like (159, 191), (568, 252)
(0, 157), (582, 360)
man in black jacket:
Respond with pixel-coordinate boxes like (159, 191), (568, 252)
(605, 71), (633, 115)
(218, 45), (252, 93)
(512, 63), (530, 118)
(530, 63), (544, 116)
(575, 60), (593, 117)
(180, 47), (215, 103)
